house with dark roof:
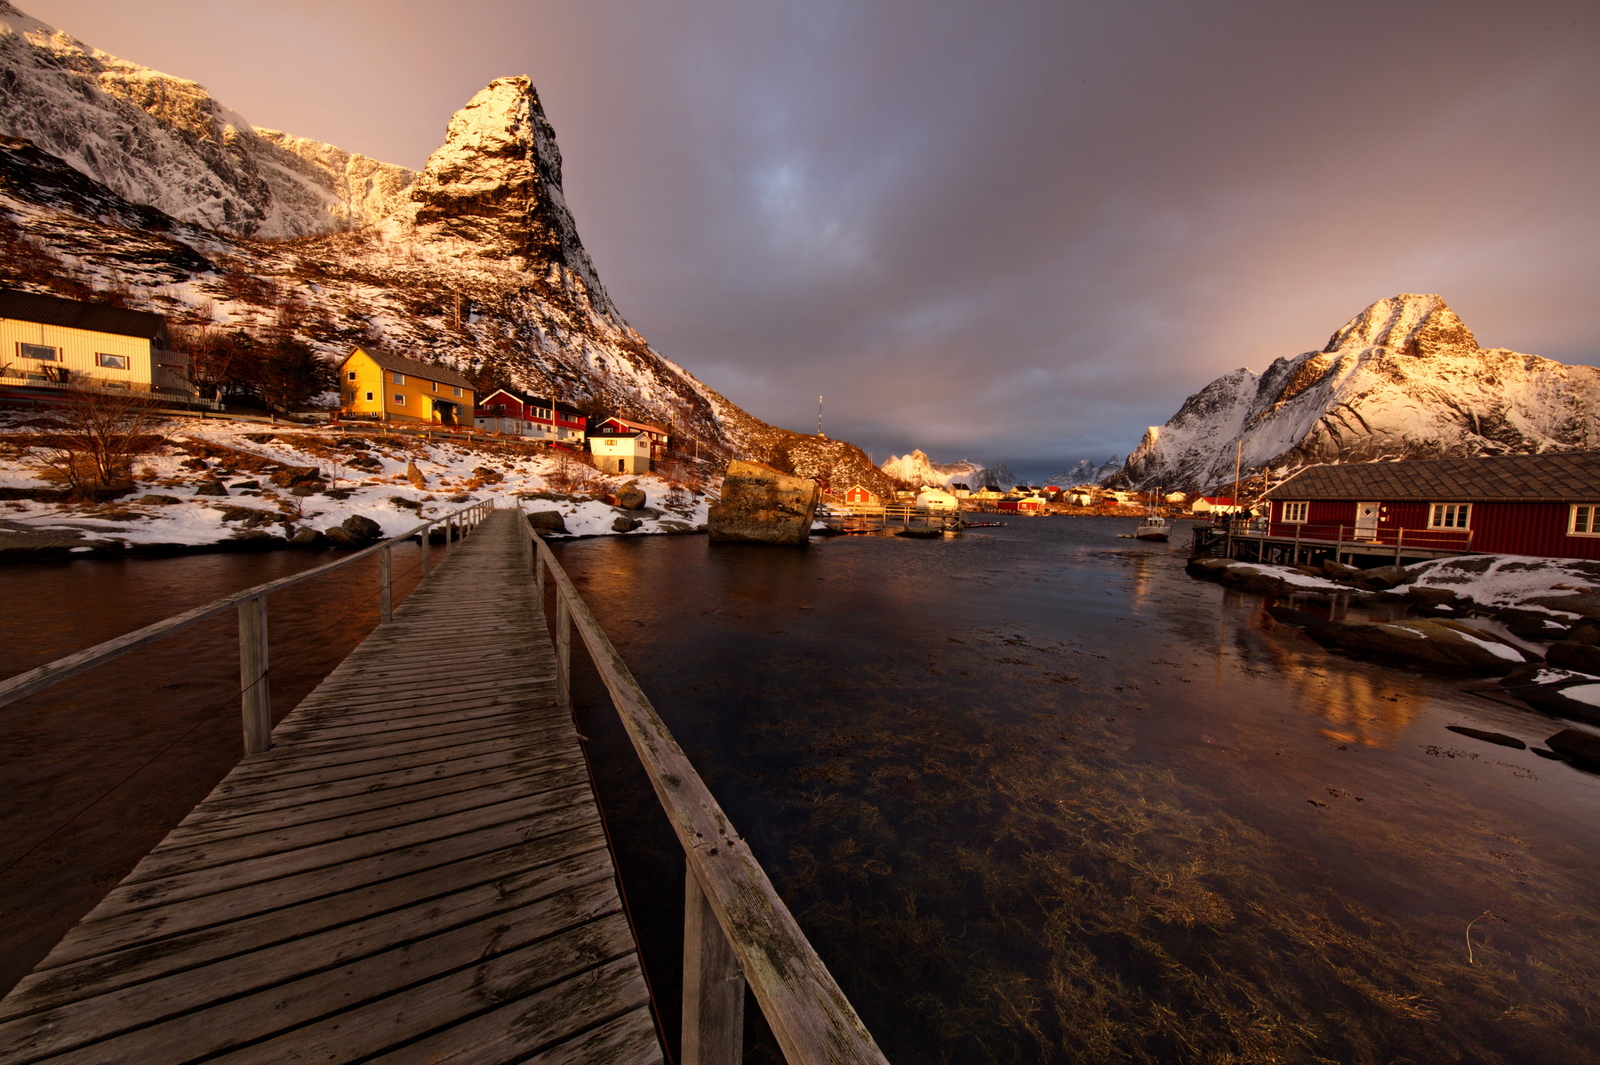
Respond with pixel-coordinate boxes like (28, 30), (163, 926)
(338, 345), (476, 426)
(0, 288), (197, 400)
(473, 388), (587, 444)
(1262, 453), (1600, 561)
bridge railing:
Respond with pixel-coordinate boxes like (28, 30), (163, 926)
(529, 529), (889, 1065)
(0, 499), (495, 754)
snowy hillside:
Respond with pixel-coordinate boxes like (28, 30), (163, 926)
(0, 2), (413, 237)
(1112, 294), (1600, 491)
(0, 3), (829, 469)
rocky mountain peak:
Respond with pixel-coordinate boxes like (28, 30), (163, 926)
(404, 77), (614, 313)
(1322, 293), (1478, 357)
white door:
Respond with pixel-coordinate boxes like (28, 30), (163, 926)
(1355, 502), (1380, 538)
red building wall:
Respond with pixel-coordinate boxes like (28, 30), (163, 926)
(1269, 499), (1600, 560)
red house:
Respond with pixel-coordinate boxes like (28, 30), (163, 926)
(843, 484), (880, 506)
(473, 388), (587, 445)
(1262, 453), (1600, 561)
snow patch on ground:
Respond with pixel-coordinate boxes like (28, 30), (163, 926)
(1409, 555), (1600, 609)
(0, 415), (710, 548)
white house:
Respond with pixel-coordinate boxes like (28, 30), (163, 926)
(916, 487), (959, 511)
(588, 425), (654, 474)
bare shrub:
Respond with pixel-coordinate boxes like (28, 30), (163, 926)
(35, 386), (165, 494)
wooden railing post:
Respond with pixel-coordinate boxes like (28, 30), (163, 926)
(683, 865), (746, 1065)
(420, 525), (431, 577)
(555, 593), (571, 707)
(446, 515), (455, 557)
(238, 596), (272, 754)
(379, 544), (393, 622)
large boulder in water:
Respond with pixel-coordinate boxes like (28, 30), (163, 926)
(708, 461), (819, 545)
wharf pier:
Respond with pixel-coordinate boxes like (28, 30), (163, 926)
(1190, 519), (1474, 568)
(0, 507), (885, 1065)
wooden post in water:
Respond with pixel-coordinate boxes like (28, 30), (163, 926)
(379, 545), (393, 622)
(1395, 528), (1404, 564)
(555, 595), (571, 707)
(682, 866), (746, 1065)
(238, 596), (272, 754)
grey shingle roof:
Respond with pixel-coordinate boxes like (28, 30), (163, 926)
(346, 345), (475, 390)
(0, 288), (166, 339)
(1265, 453), (1600, 503)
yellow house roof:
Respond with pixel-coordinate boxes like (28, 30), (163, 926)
(344, 345), (475, 390)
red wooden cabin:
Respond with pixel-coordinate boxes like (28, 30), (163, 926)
(1262, 453), (1600, 560)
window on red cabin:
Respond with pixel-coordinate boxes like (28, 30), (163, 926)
(1429, 503), (1470, 529)
(1281, 502), (1308, 523)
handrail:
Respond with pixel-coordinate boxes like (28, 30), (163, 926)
(529, 529), (889, 1065)
(0, 500), (496, 743)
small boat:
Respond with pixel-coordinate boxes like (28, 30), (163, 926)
(895, 526), (945, 539)
(1134, 515), (1169, 541)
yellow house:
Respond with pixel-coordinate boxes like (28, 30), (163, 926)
(0, 288), (195, 398)
(338, 345), (476, 426)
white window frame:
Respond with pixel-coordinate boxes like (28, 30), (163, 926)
(453, 386), (463, 397)
(364, 391), (374, 402)
(1281, 501), (1308, 523)
(19, 341), (57, 361)
(1569, 504), (1600, 537)
(393, 372), (405, 385)
(393, 393), (406, 405)
(95, 352), (129, 370)
(1429, 503), (1472, 529)
(347, 370), (357, 381)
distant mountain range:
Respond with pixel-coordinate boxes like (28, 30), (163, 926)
(1109, 293), (1600, 491)
(880, 450), (1020, 490)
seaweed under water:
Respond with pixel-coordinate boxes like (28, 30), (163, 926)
(556, 517), (1600, 1064)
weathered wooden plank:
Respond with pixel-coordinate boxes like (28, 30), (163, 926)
(166, 751), (583, 842)
(0, 876), (622, 1062)
(192, 743), (578, 818)
(127, 767), (591, 882)
(3, 827), (610, 1019)
(209, 732), (544, 798)
(44, 795), (602, 966)
(94, 786), (593, 917)
(206, 920), (643, 1065)
(513, 1007), (664, 1065)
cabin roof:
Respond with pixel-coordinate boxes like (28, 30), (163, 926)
(1266, 453), (1600, 504)
(0, 288), (166, 340)
(600, 415), (670, 436)
(346, 345), (475, 390)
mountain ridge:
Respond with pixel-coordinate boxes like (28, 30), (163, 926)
(1110, 294), (1600, 492)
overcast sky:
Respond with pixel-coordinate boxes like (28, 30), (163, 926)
(25, 0), (1600, 477)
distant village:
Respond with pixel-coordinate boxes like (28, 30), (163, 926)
(825, 480), (1239, 517)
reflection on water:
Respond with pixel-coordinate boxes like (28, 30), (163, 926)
(555, 517), (1600, 1065)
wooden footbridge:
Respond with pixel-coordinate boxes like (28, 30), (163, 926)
(0, 506), (887, 1065)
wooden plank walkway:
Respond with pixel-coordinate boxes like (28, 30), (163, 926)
(0, 509), (664, 1065)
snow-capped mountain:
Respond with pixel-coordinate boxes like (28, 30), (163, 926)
(880, 450), (1008, 489)
(1110, 294), (1600, 491)
(0, 3), (893, 489)
(1054, 457), (1123, 486)
(0, 2), (412, 237)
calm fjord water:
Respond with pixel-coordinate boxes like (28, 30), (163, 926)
(1, 519), (1596, 1062)
(553, 516), (1600, 1065)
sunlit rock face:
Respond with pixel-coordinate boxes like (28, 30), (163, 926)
(1112, 294), (1600, 491)
(0, 1), (413, 236)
